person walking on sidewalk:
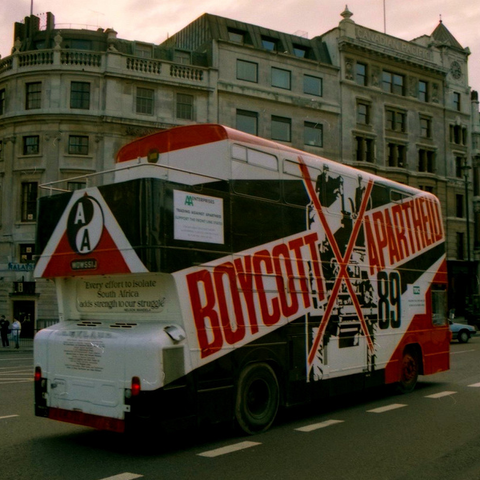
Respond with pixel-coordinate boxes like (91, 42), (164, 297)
(0, 315), (10, 347)
(11, 319), (21, 349)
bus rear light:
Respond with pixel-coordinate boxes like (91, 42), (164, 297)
(34, 366), (42, 383)
(131, 376), (141, 396)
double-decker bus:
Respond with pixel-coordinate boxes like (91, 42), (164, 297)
(34, 124), (450, 435)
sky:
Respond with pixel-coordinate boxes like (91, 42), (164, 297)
(1, 0), (479, 93)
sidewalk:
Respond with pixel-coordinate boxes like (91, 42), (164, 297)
(0, 338), (34, 353)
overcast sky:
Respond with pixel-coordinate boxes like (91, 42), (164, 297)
(1, 0), (479, 93)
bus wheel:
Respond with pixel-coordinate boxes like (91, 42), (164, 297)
(235, 363), (279, 435)
(396, 348), (419, 394)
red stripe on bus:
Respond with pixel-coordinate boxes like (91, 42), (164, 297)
(48, 407), (125, 433)
(115, 123), (305, 163)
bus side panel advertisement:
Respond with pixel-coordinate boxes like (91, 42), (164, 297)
(173, 156), (446, 380)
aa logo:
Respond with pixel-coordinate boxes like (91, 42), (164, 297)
(67, 195), (104, 255)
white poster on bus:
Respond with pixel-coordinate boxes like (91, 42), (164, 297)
(174, 190), (224, 244)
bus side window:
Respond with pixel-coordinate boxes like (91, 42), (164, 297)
(431, 285), (447, 326)
(283, 159), (319, 206)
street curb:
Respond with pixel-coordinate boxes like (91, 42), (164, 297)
(0, 349), (33, 354)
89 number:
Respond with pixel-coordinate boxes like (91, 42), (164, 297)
(377, 271), (401, 329)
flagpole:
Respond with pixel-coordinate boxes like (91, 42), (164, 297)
(383, 0), (386, 33)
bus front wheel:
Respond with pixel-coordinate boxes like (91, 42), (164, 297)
(235, 363), (279, 435)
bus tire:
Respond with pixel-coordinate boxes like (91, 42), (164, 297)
(396, 348), (419, 394)
(235, 363), (279, 435)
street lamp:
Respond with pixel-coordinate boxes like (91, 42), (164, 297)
(462, 160), (472, 297)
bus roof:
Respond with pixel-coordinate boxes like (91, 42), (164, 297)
(114, 124), (438, 202)
(115, 124), (301, 164)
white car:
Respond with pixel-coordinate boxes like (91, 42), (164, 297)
(449, 320), (476, 343)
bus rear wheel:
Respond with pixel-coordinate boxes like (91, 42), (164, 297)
(396, 348), (419, 394)
(235, 363), (279, 435)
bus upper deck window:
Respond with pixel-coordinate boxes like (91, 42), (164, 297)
(232, 145), (247, 161)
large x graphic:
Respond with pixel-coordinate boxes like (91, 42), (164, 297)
(297, 157), (375, 370)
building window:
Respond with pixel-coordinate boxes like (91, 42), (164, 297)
(21, 182), (38, 222)
(135, 44), (152, 58)
(304, 122), (323, 147)
(176, 93), (194, 120)
(476, 211), (480, 250)
(236, 110), (258, 135)
(386, 109), (406, 132)
(261, 36), (281, 52)
(455, 157), (465, 178)
(0, 88), (5, 115)
(237, 60), (258, 83)
(453, 92), (461, 111)
(355, 136), (374, 162)
(356, 63), (367, 86)
(293, 45), (311, 58)
(67, 181), (87, 191)
(304, 75), (322, 97)
(475, 165), (480, 197)
(136, 87), (154, 115)
(71, 39), (92, 50)
(23, 136), (40, 155)
(457, 232), (465, 259)
(174, 51), (191, 64)
(228, 29), (244, 43)
(418, 81), (428, 102)
(26, 82), (41, 109)
(357, 102), (370, 125)
(450, 125), (467, 145)
(382, 71), (404, 95)
(68, 135), (89, 155)
(272, 68), (291, 90)
(420, 116), (432, 138)
(70, 82), (90, 109)
(387, 143), (406, 168)
(271, 116), (291, 142)
(419, 185), (434, 194)
(418, 149), (435, 173)
(228, 28), (249, 44)
(456, 194), (464, 218)
(20, 244), (35, 263)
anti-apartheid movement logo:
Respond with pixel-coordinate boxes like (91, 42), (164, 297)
(67, 195), (104, 255)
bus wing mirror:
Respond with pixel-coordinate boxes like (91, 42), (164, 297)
(164, 325), (186, 343)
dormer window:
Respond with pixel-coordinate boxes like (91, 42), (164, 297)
(174, 50), (190, 65)
(227, 28), (252, 45)
(262, 36), (281, 52)
(70, 39), (92, 50)
(135, 44), (153, 58)
(228, 28), (244, 43)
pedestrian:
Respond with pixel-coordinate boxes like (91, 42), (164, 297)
(0, 315), (10, 347)
(11, 319), (21, 349)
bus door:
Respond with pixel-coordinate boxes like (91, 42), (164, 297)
(309, 308), (369, 381)
(325, 316), (368, 377)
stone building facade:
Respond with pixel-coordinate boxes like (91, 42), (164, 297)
(319, 8), (477, 312)
(0, 8), (478, 332)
